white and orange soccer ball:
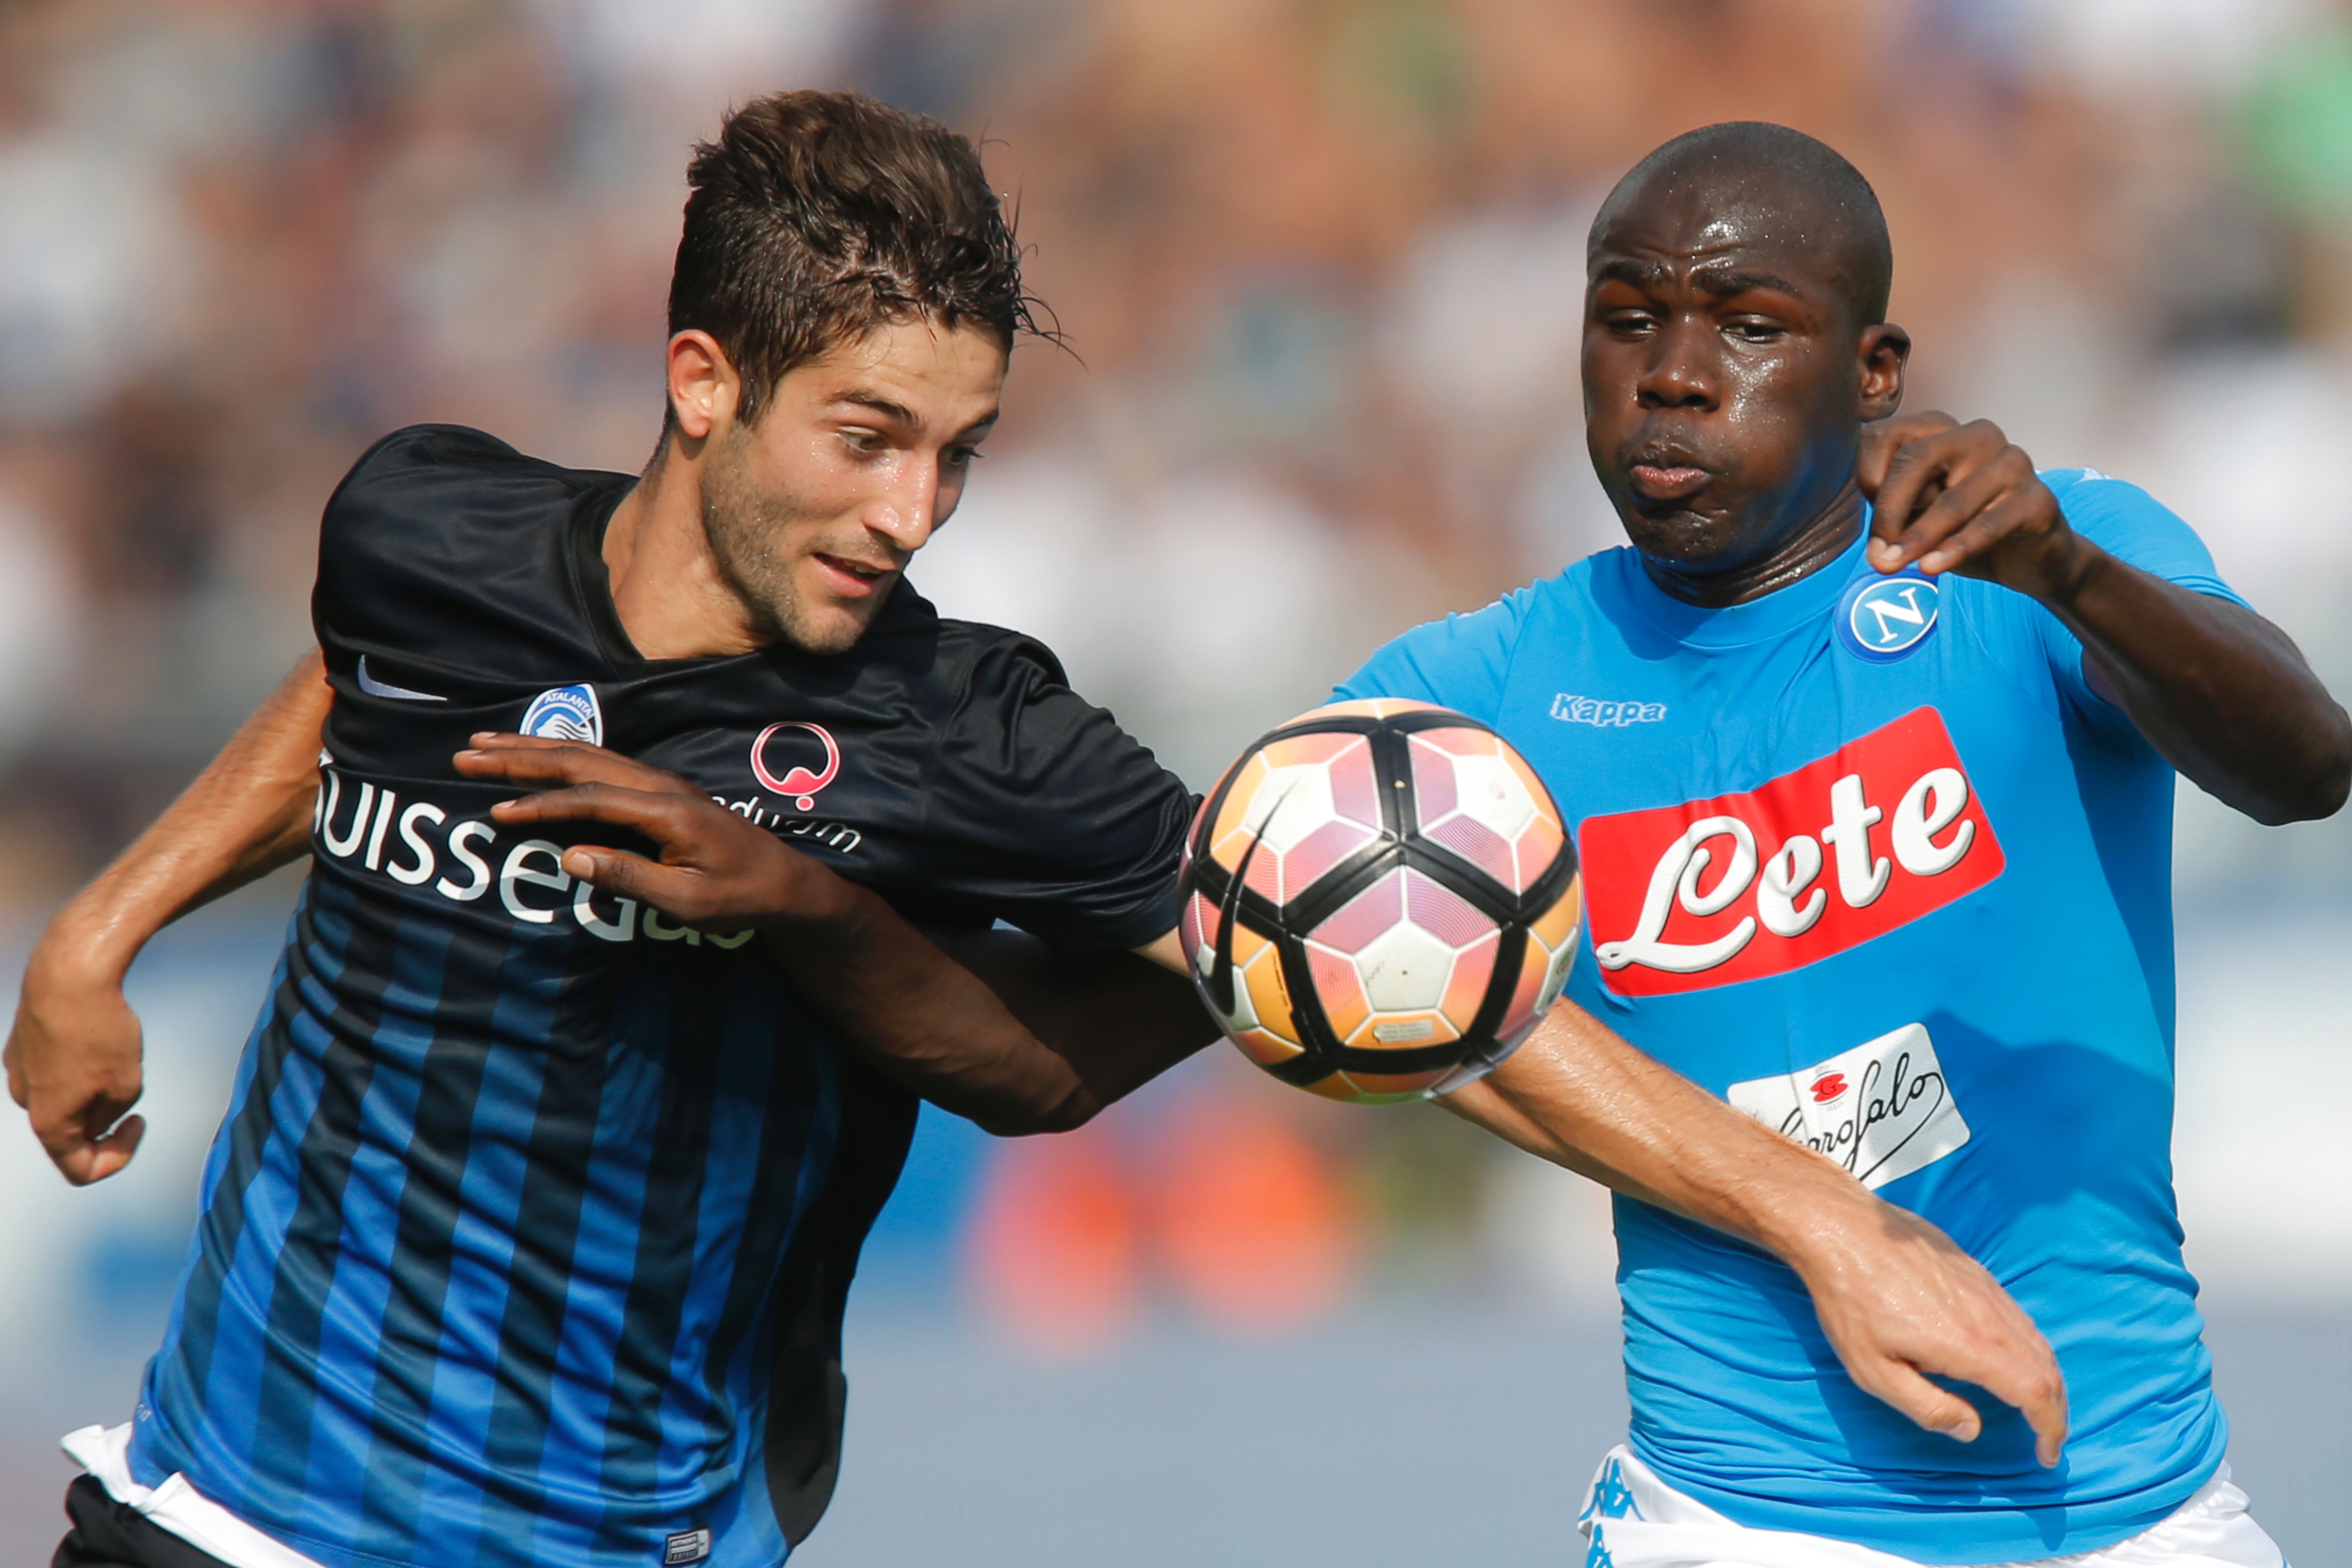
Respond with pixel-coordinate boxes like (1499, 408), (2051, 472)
(1179, 700), (1583, 1105)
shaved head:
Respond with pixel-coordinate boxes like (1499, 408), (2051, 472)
(1592, 122), (1892, 329)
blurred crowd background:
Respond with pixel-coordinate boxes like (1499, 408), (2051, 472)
(1, 0), (2348, 1561)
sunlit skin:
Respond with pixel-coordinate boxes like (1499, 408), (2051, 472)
(1582, 180), (1908, 608)
(601, 318), (1007, 661)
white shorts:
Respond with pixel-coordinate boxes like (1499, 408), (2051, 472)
(1576, 1446), (2287, 1568)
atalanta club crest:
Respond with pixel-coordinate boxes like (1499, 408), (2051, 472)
(520, 684), (603, 746)
(1836, 569), (1940, 663)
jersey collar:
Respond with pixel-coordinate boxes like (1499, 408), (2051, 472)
(1610, 515), (1874, 651)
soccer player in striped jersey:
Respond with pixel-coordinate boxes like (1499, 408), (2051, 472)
(11, 94), (2067, 1568)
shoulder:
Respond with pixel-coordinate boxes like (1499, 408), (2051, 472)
(2037, 466), (2245, 604)
(1340, 557), (1603, 715)
(312, 426), (630, 672)
(325, 424), (626, 542)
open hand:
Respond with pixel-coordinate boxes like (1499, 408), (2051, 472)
(1793, 1193), (2069, 1467)
(455, 734), (852, 933)
(1858, 413), (2087, 603)
(6, 952), (147, 1185)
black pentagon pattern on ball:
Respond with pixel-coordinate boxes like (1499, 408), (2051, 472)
(1182, 706), (1579, 1088)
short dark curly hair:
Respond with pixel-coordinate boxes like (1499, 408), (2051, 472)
(665, 90), (1044, 430)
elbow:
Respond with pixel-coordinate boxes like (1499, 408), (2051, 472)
(972, 1088), (1101, 1139)
(2273, 716), (2352, 824)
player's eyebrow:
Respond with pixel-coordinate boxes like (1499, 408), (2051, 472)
(835, 392), (921, 427)
(1690, 266), (1806, 301)
(1591, 257), (1670, 292)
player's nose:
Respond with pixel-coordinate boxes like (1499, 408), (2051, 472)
(863, 465), (940, 553)
(1635, 318), (1718, 411)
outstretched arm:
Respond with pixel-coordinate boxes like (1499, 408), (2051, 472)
(6, 651), (330, 1183)
(1440, 1017), (2067, 1465)
(1862, 413), (2352, 824)
(462, 735), (1217, 1136)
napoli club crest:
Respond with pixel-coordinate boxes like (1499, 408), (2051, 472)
(1836, 569), (1940, 663)
(520, 683), (604, 746)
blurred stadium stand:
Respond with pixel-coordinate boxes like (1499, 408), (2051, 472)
(0, 1), (2346, 1561)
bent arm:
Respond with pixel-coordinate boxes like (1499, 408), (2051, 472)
(41, 649), (328, 971)
(2052, 548), (2352, 824)
(7, 650), (329, 1182)
(463, 736), (1216, 1136)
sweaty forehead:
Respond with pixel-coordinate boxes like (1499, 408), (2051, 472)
(1588, 159), (1882, 320)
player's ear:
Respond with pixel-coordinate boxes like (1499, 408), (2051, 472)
(666, 330), (741, 444)
(1856, 322), (1910, 422)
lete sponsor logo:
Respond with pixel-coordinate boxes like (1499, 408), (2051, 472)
(1725, 1023), (1970, 1190)
(1580, 707), (2002, 995)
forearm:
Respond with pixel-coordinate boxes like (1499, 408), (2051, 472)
(759, 892), (1106, 1135)
(931, 928), (1219, 1120)
(1441, 1002), (1878, 1262)
(2046, 542), (2352, 823)
(34, 651), (329, 986)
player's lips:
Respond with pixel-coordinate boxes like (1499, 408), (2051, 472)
(1628, 463), (1712, 502)
(811, 552), (898, 599)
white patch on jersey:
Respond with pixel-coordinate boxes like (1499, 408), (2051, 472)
(664, 1528), (713, 1564)
(520, 683), (603, 746)
(1726, 1023), (1969, 1191)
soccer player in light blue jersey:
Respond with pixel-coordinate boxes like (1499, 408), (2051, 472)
(1343, 123), (2351, 1567)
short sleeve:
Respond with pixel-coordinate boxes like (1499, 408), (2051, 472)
(2037, 468), (2251, 733)
(913, 633), (1194, 953)
(1334, 590), (1531, 723)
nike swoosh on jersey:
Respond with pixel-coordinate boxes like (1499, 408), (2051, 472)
(357, 655), (447, 703)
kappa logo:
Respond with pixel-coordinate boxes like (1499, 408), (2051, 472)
(1551, 694), (1667, 727)
(1726, 1023), (1971, 1190)
(1837, 569), (1940, 662)
(520, 684), (603, 746)
(750, 721), (842, 811)
(1579, 707), (2003, 996)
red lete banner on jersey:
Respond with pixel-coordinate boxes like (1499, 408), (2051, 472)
(1578, 707), (2004, 996)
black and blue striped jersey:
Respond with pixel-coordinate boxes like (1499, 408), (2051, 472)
(123, 426), (1192, 1567)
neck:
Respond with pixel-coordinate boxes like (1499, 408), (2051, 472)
(602, 440), (766, 661)
(1642, 481), (1866, 609)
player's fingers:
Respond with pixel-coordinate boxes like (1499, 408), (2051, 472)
(489, 783), (698, 842)
(559, 846), (710, 920)
(1849, 1356), (1984, 1445)
(1914, 488), (2043, 577)
(74, 1114), (145, 1186)
(1874, 457), (2017, 571)
(1856, 412), (1960, 499)
(1868, 420), (2011, 567)
(459, 737), (700, 798)
(1926, 1319), (2069, 1467)
(1865, 435), (1963, 556)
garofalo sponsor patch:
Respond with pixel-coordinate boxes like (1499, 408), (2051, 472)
(1726, 1023), (1971, 1191)
(1580, 707), (2003, 995)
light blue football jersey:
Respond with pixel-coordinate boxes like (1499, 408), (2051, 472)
(1340, 471), (2244, 1563)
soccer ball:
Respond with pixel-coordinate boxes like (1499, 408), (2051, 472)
(1179, 699), (1582, 1105)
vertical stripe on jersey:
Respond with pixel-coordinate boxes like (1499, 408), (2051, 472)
(643, 981), (833, 1526)
(698, 1018), (842, 1567)
(233, 871), (413, 1522)
(458, 953), (628, 1566)
(383, 932), (571, 1562)
(293, 908), (456, 1543)
(161, 873), (367, 1505)
(520, 969), (686, 1565)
